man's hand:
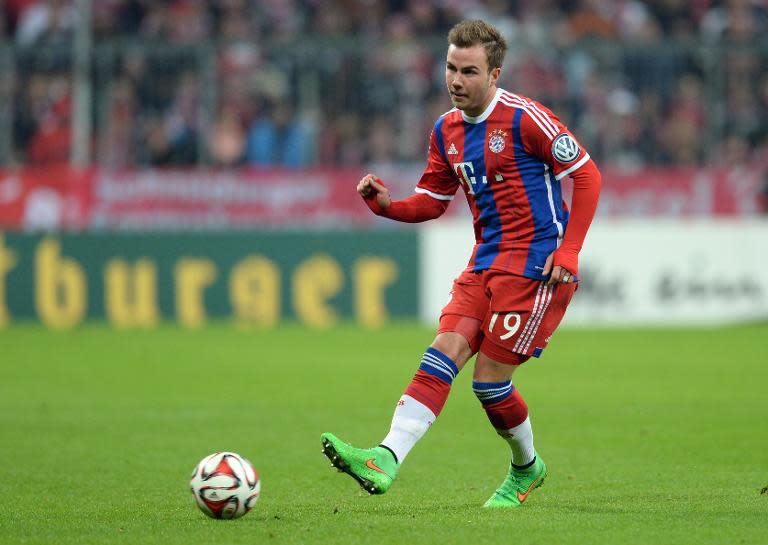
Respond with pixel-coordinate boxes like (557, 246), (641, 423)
(357, 174), (391, 210)
(542, 252), (575, 286)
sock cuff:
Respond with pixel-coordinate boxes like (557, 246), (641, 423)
(472, 380), (514, 404)
(378, 444), (399, 464)
(419, 347), (459, 385)
(512, 456), (536, 470)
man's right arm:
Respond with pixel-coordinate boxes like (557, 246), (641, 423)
(358, 175), (449, 223)
(357, 124), (458, 223)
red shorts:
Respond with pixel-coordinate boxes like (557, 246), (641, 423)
(438, 269), (577, 365)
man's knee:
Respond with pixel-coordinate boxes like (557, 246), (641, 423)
(473, 350), (528, 382)
(430, 332), (475, 369)
(438, 314), (482, 354)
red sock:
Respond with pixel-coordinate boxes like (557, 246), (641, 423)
(404, 370), (451, 416)
(403, 347), (458, 416)
(473, 381), (528, 429)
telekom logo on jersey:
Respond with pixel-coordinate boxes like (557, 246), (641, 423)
(453, 161), (503, 195)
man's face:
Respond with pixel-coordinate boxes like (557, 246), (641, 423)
(445, 44), (499, 117)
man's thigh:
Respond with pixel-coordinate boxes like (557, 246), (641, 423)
(481, 272), (576, 360)
(438, 270), (488, 353)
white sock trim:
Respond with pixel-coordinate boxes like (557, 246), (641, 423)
(380, 395), (436, 463)
(497, 415), (535, 467)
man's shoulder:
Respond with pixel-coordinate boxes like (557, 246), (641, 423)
(497, 89), (549, 111)
(497, 89), (563, 136)
(434, 107), (462, 128)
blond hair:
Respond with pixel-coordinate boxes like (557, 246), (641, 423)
(447, 20), (507, 71)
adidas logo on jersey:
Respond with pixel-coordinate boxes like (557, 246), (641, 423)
(447, 142), (458, 155)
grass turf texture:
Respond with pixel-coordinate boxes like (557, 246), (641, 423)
(1, 322), (766, 545)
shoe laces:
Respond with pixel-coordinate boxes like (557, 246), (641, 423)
(495, 472), (521, 497)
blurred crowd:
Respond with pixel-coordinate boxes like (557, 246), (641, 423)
(1, 0), (768, 174)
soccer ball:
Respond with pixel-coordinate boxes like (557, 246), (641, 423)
(190, 451), (261, 519)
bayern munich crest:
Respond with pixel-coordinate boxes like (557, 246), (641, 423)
(552, 133), (580, 163)
(488, 129), (507, 153)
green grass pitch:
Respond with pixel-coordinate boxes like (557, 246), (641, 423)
(1, 322), (766, 545)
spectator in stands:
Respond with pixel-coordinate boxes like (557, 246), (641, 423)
(27, 87), (71, 165)
(3, 0), (36, 37)
(208, 107), (246, 166)
(101, 76), (138, 168)
(316, 111), (365, 167)
(246, 98), (312, 168)
(15, 0), (77, 47)
(12, 73), (71, 164)
(701, 0), (768, 42)
(140, 71), (199, 165)
(364, 115), (398, 166)
(564, 0), (618, 40)
(0, 0), (766, 179)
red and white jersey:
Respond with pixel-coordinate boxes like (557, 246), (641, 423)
(416, 87), (592, 280)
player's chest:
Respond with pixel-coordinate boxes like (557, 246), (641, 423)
(446, 125), (516, 196)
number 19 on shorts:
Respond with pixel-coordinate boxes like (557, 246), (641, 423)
(488, 312), (521, 340)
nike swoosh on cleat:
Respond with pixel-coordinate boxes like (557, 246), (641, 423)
(517, 477), (541, 503)
(365, 459), (387, 474)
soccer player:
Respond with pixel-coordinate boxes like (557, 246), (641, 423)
(321, 19), (601, 507)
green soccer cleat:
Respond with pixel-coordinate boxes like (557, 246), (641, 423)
(320, 432), (399, 495)
(483, 453), (547, 508)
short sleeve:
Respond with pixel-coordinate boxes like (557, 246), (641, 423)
(519, 103), (591, 181)
(415, 127), (459, 201)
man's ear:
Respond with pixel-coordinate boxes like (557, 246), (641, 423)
(490, 67), (501, 85)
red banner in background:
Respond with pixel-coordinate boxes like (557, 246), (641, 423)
(590, 167), (765, 217)
(0, 166), (764, 230)
(90, 169), (372, 229)
(0, 167), (94, 230)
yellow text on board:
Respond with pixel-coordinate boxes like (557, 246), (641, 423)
(0, 236), (399, 330)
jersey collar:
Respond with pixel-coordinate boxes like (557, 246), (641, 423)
(461, 87), (502, 124)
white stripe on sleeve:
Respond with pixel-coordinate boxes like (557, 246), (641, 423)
(555, 153), (591, 180)
(414, 187), (454, 201)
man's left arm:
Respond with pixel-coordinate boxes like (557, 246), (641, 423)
(550, 158), (601, 281)
(519, 108), (602, 284)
